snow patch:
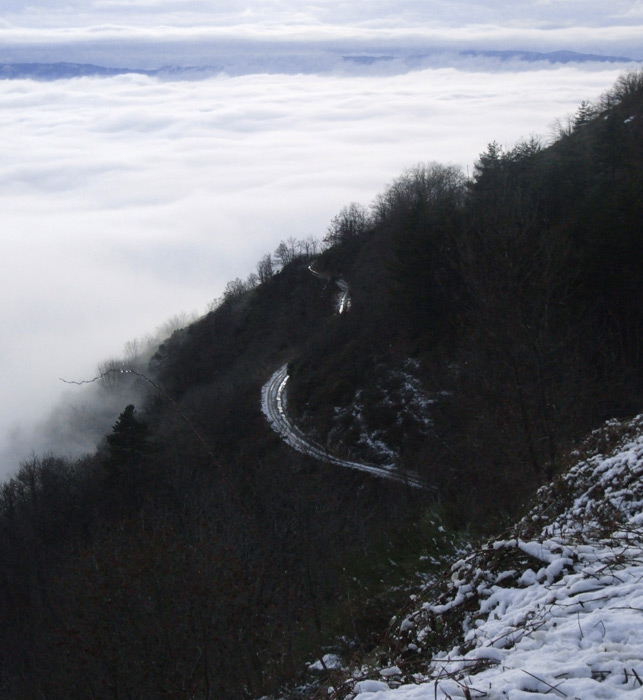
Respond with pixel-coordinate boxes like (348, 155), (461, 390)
(308, 654), (344, 671)
(331, 415), (643, 700)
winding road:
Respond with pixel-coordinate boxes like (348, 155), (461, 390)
(261, 262), (430, 488)
(308, 262), (351, 314)
(261, 363), (428, 489)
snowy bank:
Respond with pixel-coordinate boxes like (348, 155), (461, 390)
(334, 415), (643, 700)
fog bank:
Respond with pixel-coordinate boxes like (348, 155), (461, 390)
(0, 64), (629, 477)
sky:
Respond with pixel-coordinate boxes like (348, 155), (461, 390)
(0, 0), (641, 476)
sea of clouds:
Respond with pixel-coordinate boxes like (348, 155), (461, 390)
(0, 0), (641, 476)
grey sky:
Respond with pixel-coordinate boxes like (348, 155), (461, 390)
(0, 0), (640, 476)
(0, 1), (641, 28)
(1, 1), (642, 62)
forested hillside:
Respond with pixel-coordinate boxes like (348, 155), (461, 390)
(0, 71), (641, 699)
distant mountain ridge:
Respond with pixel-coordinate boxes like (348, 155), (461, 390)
(0, 62), (220, 80)
(460, 49), (636, 63)
(0, 62), (151, 80)
(0, 49), (637, 80)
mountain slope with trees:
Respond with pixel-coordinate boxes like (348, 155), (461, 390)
(0, 71), (640, 699)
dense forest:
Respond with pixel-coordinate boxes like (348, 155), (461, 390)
(0, 71), (641, 699)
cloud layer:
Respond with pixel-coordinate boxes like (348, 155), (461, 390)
(0, 62), (630, 475)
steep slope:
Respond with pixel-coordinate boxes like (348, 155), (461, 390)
(286, 71), (643, 523)
(323, 414), (643, 699)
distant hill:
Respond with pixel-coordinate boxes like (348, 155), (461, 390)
(0, 62), (153, 80)
(460, 48), (637, 63)
(0, 62), (220, 80)
(0, 48), (637, 81)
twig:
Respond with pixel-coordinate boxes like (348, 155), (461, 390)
(521, 670), (567, 697)
(452, 676), (486, 698)
(593, 619), (606, 639)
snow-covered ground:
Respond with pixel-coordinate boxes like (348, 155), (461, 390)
(329, 359), (443, 464)
(332, 414), (643, 700)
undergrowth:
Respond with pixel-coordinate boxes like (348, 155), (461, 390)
(295, 414), (643, 700)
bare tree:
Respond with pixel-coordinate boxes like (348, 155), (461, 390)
(246, 272), (260, 289)
(273, 241), (293, 268)
(298, 235), (321, 258)
(223, 277), (247, 301)
(324, 202), (369, 245)
(256, 253), (274, 283)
